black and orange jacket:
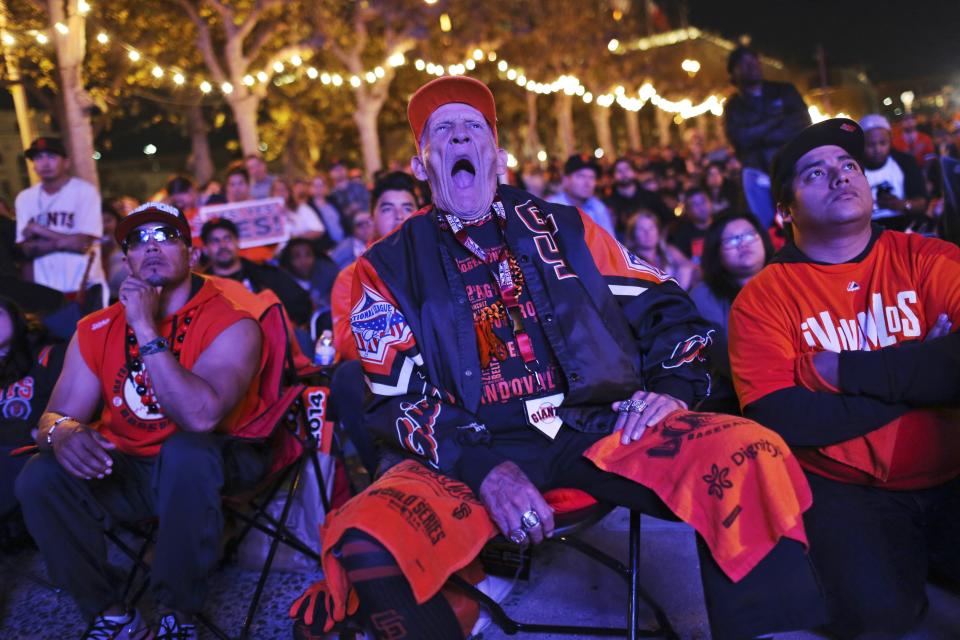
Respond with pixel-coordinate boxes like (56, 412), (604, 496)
(345, 184), (713, 486)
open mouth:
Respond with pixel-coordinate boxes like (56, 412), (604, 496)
(451, 158), (476, 188)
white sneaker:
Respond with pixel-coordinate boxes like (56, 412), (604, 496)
(82, 609), (151, 640)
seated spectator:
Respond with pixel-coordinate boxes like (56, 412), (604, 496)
(278, 237), (338, 313)
(15, 203), (269, 639)
(624, 210), (696, 290)
(245, 153), (276, 200)
(892, 112), (935, 169)
(605, 157), (673, 230)
(292, 178), (311, 207)
(100, 205), (129, 303)
(164, 174), (203, 248)
(519, 163), (547, 199)
(860, 114), (929, 231)
(198, 180), (221, 206)
(703, 161), (736, 213)
(729, 119), (960, 638)
(200, 218), (312, 326)
(668, 186), (714, 263)
(292, 75), (827, 640)
(0, 297), (64, 548)
(305, 172), (346, 252)
(328, 160), (371, 216)
(271, 178), (325, 243)
(329, 210), (374, 270)
(548, 153), (617, 237)
(689, 211), (773, 413)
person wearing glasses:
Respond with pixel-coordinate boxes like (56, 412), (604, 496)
(689, 211), (774, 413)
(15, 203), (271, 640)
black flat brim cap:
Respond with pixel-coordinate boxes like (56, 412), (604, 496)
(770, 118), (865, 204)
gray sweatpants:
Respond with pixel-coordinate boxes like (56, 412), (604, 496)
(15, 431), (270, 618)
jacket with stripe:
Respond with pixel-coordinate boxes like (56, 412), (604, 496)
(347, 184), (713, 485)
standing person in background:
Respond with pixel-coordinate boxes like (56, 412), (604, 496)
(245, 154), (276, 200)
(689, 211), (774, 413)
(548, 153), (617, 238)
(15, 137), (107, 309)
(724, 46), (810, 174)
(624, 210), (695, 290)
(306, 172), (346, 251)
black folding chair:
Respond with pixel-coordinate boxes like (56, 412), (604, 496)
(449, 500), (678, 640)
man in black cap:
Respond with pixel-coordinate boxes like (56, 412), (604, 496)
(729, 118), (960, 638)
(548, 152), (617, 237)
(723, 47), (810, 174)
(17, 202), (270, 639)
(15, 137), (107, 306)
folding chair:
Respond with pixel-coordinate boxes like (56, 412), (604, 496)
(449, 489), (678, 640)
(109, 298), (338, 640)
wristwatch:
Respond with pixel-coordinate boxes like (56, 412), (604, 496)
(140, 336), (170, 357)
(46, 415), (75, 446)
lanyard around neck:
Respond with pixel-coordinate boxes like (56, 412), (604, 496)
(441, 201), (542, 383)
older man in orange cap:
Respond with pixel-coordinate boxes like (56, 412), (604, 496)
(291, 76), (827, 640)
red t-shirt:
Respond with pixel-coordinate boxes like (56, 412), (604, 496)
(77, 277), (262, 456)
(729, 231), (960, 488)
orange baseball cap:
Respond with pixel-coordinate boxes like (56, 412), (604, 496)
(407, 76), (498, 152)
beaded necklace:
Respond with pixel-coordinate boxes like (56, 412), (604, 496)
(123, 307), (197, 415)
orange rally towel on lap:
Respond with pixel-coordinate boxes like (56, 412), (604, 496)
(584, 410), (811, 583)
(317, 459), (496, 630)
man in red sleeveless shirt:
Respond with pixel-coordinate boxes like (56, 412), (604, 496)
(729, 119), (960, 638)
(16, 203), (266, 640)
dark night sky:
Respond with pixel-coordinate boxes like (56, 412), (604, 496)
(685, 0), (960, 84)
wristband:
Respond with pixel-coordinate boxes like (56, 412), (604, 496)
(140, 336), (169, 356)
(46, 414), (75, 446)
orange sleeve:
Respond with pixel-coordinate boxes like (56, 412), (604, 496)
(577, 209), (675, 286)
(728, 272), (801, 408)
(916, 236), (960, 325)
(331, 264), (359, 361)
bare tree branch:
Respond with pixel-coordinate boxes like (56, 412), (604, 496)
(201, 0), (235, 36)
(178, 0), (227, 84)
(243, 20), (287, 67)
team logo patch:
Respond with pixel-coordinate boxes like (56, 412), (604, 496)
(350, 285), (414, 365)
(663, 330), (715, 369)
(619, 244), (672, 283)
(847, 281), (860, 292)
(396, 396), (441, 468)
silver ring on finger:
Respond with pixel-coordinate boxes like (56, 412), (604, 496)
(618, 399), (639, 414)
(633, 399), (648, 414)
(508, 528), (527, 545)
(520, 509), (541, 530)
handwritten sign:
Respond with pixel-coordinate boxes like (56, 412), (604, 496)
(199, 198), (288, 248)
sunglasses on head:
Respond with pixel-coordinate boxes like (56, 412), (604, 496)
(122, 225), (183, 252)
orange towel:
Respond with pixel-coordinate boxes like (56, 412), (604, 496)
(311, 460), (496, 631)
(584, 410), (811, 583)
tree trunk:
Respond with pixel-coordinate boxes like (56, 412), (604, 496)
(591, 103), (613, 159)
(524, 91), (543, 161)
(554, 92), (575, 160)
(49, 0), (97, 188)
(656, 108), (675, 148)
(186, 103), (214, 185)
(624, 108), (642, 152)
(228, 91), (261, 156)
(353, 97), (382, 180)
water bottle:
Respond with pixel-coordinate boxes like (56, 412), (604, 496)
(314, 329), (336, 366)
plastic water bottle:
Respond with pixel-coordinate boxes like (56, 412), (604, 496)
(314, 330), (336, 366)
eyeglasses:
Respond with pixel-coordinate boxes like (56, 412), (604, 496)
(123, 225), (183, 251)
(720, 230), (760, 249)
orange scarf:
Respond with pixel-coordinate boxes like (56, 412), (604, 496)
(584, 410), (811, 582)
